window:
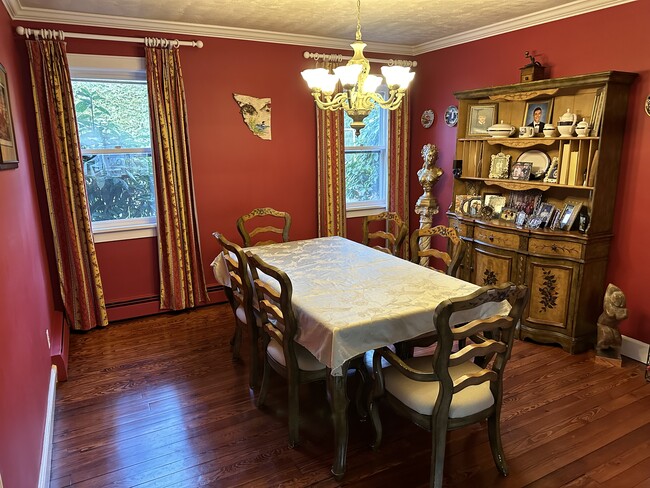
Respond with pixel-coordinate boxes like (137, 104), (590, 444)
(68, 54), (156, 242)
(344, 97), (389, 218)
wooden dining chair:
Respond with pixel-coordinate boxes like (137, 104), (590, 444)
(362, 211), (408, 256)
(213, 232), (260, 389)
(410, 225), (466, 277)
(236, 207), (291, 247)
(246, 251), (328, 447)
(368, 283), (529, 488)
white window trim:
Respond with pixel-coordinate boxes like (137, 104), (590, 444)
(69, 54), (157, 242)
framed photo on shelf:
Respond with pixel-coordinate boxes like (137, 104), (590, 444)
(510, 161), (533, 181)
(489, 152), (510, 179)
(500, 207), (517, 222)
(0, 63), (18, 169)
(467, 104), (496, 136)
(483, 194), (506, 217)
(536, 202), (556, 227)
(558, 201), (583, 230)
(523, 99), (553, 135)
(454, 194), (471, 213)
(461, 196), (483, 217)
(544, 157), (559, 183)
(507, 190), (542, 215)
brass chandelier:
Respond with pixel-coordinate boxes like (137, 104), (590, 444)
(301, 0), (415, 135)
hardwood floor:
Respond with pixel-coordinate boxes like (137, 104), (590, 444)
(51, 303), (650, 487)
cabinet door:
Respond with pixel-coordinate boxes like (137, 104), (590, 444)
(471, 245), (518, 286)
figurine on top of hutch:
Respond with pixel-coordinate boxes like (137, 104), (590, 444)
(448, 71), (637, 353)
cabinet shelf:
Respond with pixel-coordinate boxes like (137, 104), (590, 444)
(460, 176), (594, 192)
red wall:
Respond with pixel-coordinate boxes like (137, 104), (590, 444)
(410, 1), (650, 342)
(0, 6), (58, 487)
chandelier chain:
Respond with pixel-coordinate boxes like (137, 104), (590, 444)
(355, 0), (362, 41)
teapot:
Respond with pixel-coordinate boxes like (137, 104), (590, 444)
(543, 124), (557, 137)
(575, 118), (591, 137)
(487, 120), (516, 138)
(557, 109), (577, 137)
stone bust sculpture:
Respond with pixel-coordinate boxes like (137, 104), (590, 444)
(595, 283), (628, 359)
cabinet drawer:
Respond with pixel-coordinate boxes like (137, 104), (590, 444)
(528, 238), (584, 259)
(448, 218), (470, 238)
(474, 227), (520, 250)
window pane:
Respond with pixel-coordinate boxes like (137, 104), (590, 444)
(344, 105), (383, 147)
(345, 151), (385, 203)
(83, 152), (156, 222)
(72, 80), (151, 149)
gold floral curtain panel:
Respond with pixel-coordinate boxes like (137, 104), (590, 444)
(145, 45), (208, 310)
(26, 39), (108, 331)
(388, 92), (410, 259)
(316, 107), (346, 237)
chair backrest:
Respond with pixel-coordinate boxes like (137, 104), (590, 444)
(213, 232), (255, 319)
(362, 211), (408, 256)
(246, 251), (300, 370)
(410, 226), (466, 277)
(431, 283), (529, 418)
(237, 207), (291, 247)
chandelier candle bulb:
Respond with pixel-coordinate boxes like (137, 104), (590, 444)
(300, 0), (414, 135)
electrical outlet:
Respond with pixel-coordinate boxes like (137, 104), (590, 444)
(45, 329), (51, 349)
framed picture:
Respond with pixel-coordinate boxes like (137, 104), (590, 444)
(0, 64), (18, 169)
(507, 189), (542, 215)
(515, 211), (528, 228)
(483, 194), (506, 217)
(558, 201), (583, 230)
(467, 104), (496, 136)
(536, 202), (556, 227)
(489, 152), (510, 179)
(454, 194), (472, 214)
(523, 99), (553, 135)
(500, 207), (517, 222)
(461, 196), (482, 217)
(510, 161), (533, 181)
(543, 157), (559, 183)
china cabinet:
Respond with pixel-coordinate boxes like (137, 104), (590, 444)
(448, 71), (636, 353)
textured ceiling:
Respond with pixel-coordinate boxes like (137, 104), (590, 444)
(6, 0), (635, 54)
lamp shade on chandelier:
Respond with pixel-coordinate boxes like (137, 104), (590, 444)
(301, 0), (415, 135)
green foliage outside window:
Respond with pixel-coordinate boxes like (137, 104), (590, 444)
(72, 80), (156, 223)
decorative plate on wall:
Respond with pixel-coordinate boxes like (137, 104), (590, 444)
(444, 105), (459, 127)
(645, 95), (650, 117)
(421, 109), (435, 128)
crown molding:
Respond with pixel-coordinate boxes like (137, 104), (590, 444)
(412, 0), (636, 55)
(2, 0), (415, 56)
(3, 0), (634, 57)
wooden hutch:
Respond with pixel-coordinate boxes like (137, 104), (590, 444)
(448, 71), (636, 353)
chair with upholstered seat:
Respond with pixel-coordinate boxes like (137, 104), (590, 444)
(213, 232), (260, 389)
(368, 283), (529, 488)
(237, 207), (291, 247)
(362, 211), (408, 256)
(410, 225), (466, 277)
(246, 251), (328, 447)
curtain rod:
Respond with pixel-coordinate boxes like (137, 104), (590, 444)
(303, 51), (416, 68)
(15, 26), (204, 48)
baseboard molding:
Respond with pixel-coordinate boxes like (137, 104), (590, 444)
(38, 365), (57, 488)
(621, 335), (649, 364)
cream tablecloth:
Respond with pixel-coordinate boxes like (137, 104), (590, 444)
(212, 236), (509, 375)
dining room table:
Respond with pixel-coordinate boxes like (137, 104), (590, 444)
(212, 235), (510, 479)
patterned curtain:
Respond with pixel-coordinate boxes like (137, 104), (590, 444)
(26, 40), (108, 331)
(316, 107), (346, 237)
(145, 45), (209, 310)
(388, 92), (411, 259)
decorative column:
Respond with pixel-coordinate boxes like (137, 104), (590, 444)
(414, 144), (443, 266)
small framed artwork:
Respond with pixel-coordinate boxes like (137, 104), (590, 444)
(557, 201), (583, 230)
(0, 64), (18, 169)
(543, 157), (559, 183)
(461, 196), (483, 217)
(489, 152), (510, 179)
(467, 104), (496, 136)
(527, 216), (543, 229)
(523, 99), (553, 135)
(515, 211), (528, 228)
(484, 194), (507, 217)
(510, 161), (533, 181)
(454, 194), (472, 214)
(500, 207), (517, 222)
(536, 202), (556, 227)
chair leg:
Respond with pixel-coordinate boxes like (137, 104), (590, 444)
(231, 320), (243, 360)
(368, 399), (383, 450)
(287, 379), (300, 448)
(248, 325), (260, 390)
(430, 420), (448, 488)
(256, 351), (270, 408)
(488, 412), (508, 476)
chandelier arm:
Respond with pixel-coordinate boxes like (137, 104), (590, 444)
(312, 92), (349, 111)
(367, 91), (406, 111)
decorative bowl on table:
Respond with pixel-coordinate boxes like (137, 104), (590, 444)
(487, 121), (516, 138)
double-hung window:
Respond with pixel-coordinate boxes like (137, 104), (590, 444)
(68, 54), (156, 242)
(344, 95), (389, 217)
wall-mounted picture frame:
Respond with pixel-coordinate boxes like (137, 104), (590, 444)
(467, 104), (496, 136)
(558, 201), (583, 231)
(510, 161), (533, 181)
(0, 63), (18, 170)
(523, 99), (554, 135)
(489, 152), (510, 179)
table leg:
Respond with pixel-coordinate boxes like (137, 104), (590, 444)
(327, 362), (349, 480)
